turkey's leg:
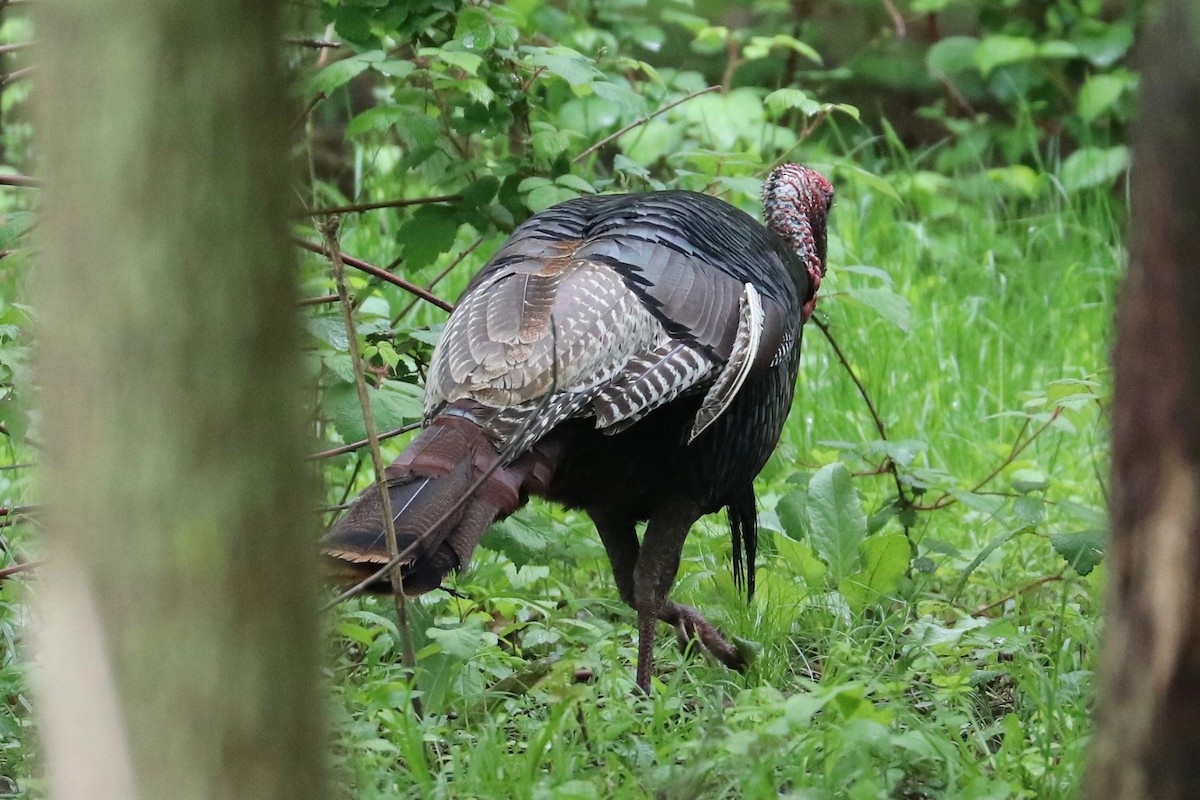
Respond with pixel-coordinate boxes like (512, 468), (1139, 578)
(592, 507), (746, 689)
(632, 502), (700, 692)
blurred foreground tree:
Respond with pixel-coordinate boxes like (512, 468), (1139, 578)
(33, 2), (324, 798)
(1087, 0), (1200, 796)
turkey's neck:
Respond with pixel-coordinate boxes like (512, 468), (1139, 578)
(764, 201), (826, 319)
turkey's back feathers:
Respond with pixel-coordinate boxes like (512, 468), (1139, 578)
(425, 190), (808, 459)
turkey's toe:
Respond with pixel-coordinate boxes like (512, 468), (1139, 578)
(664, 602), (745, 672)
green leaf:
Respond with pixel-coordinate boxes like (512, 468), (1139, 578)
(397, 205), (460, 270)
(461, 176), (500, 206)
(774, 534), (827, 585)
(0, 211), (35, 248)
(1071, 21), (1133, 68)
(1051, 529), (1106, 576)
(527, 47), (602, 90)
(1078, 74), (1128, 124)
(764, 88), (822, 118)
(807, 463), (868, 583)
(437, 49), (483, 76)
(974, 35), (1038, 77)
(845, 286), (912, 332)
(840, 533), (910, 611)
(426, 617), (498, 659)
(555, 174), (596, 193)
(1060, 146), (1129, 192)
(927, 36), (979, 75)
(307, 51), (383, 95)
(325, 381), (423, 443)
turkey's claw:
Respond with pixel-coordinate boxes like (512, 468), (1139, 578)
(661, 601), (746, 672)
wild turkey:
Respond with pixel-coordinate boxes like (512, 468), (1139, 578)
(324, 163), (834, 691)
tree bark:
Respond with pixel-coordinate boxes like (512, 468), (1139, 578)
(1086, 1), (1200, 796)
(34, 2), (325, 799)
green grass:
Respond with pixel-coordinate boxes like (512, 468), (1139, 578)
(321, 164), (1123, 799)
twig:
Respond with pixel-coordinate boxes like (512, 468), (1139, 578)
(297, 293), (340, 307)
(0, 560), (38, 580)
(322, 217), (422, 717)
(972, 572), (1065, 616)
(812, 315), (910, 519)
(392, 234), (485, 323)
(291, 91), (325, 132)
(0, 462), (35, 471)
(913, 409), (1062, 511)
(0, 504), (39, 517)
(307, 422), (421, 460)
(0, 64), (34, 87)
(881, 0), (908, 38)
(293, 236), (455, 313)
(0, 172), (39, 187)
(572, 85), (721, 163)
(283, 37), (342, 49)
(304, 194), (462, 216)
(0, 42), (33, 55)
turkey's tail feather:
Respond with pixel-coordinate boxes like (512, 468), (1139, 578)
(321, 411), (552, 595)
(728, 486), (758, 602)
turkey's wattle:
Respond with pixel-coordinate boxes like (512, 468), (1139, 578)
(323, 164), (834, 692)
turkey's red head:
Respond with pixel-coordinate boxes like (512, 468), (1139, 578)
(762, 163), (834, 322)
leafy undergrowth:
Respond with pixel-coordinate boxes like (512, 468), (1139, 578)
(323, 176), (1120, 800)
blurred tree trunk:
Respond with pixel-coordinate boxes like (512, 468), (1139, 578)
(1086, 1), (1200, 796)
(34, 2), (324, 799)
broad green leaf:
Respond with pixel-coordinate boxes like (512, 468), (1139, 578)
(840, 533), (910, 611)
(1078, 74), (1128, 124)
(986, 165), (1044, 198)
(1051, 529), (1107, 576)
(325, 381), (423, 443)
(1071, 21), (1133, 67)
(845, 286), (912, 332)
(774, 534), (826, 585)
(974, 35), (1038, 76)
(807, 462), (868, 583)
(555, 174), (597, 193)
(776, 486), (809, 540)
(527, 47), (602, 90)
(1060, 146), (1129, 192)
(426, 617), (498, 659)
(927, 36), (979, 75)
(397, 205), (460, 270)
(437, 49), (483, 76)
(307, 51), (382, 95)
(0, 211), (35, 248)
(764, 88), (821, 118)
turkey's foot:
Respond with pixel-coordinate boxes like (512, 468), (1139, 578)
(660, 601), (746, 672)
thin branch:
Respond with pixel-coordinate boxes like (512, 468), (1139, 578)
(913, 409), (1062, 511)
(0, 560), (38, 581)
(881, 0), (908, 38)
(572, 85), (721, 163)
(297, 293), (340, 307)
(307, 421), (421, 460)
(812, 315), (910, 514)
(0, 42), (33, 55)
(972, 572), (1065, 616)
(322, 218), (423, 716)
(293, 236), (455, 313)
(304, 194), (461, 217)
(290, 91), (325, 132)
(0, 504), (39, 517)
(0, 172), (40, 187)
(392, 234), (485, 323)
(0, 64), (34, 87)
(283, 36), (342, 49)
